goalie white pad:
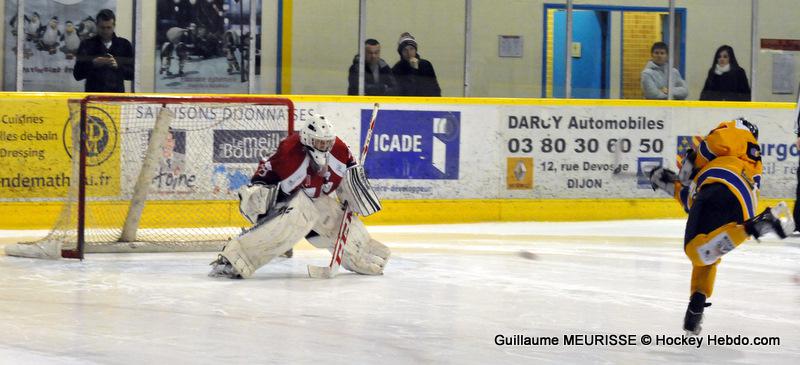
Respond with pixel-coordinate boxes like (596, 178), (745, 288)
(221, 192), (318, 278)
(238, 184), (279, 224)
(337, 165), (382, 216)
(309, 195), (390, 275)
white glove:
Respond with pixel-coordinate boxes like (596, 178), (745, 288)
(649, 167), (678, 197)
(238, 184), (278, 224)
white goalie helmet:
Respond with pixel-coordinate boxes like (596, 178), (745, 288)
(300, 114), (336, 167)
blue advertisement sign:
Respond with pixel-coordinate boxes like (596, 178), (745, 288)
(636, 157), (663, 189)
(361, 110), (460, 179)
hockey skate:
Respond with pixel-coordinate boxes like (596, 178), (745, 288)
(683, 292), (711, 335)
(744, 202), (795, 240)
(208, 255), (242, 279)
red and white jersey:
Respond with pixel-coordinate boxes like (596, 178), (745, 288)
(252, 133), (356, 198)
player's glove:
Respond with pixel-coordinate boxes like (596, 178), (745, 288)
(649, 167), (679, 196)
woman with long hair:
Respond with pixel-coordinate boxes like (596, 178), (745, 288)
(699, 45), (751, 101)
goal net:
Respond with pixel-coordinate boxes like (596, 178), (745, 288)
(5, 95), (294, 259)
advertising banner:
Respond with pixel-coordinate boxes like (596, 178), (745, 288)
(499, 105), (798, 199)
(1, 97), (796, 203)
(361, 109), (460, 180)
(116, 103), (289, 200)
(0, 97), (120, 199)
(3, 0), (117, 91)
(154, 0), (261, 93)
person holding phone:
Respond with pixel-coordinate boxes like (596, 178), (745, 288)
(73, 9), (133, 92)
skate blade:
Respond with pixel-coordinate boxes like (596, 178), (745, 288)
(772, 202), (796, 234)
(683, 325), (703, 337)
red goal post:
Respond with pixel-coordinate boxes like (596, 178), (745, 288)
(6, 95), (295, 260)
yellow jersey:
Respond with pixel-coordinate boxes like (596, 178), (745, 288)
(677, 119), (762, 219)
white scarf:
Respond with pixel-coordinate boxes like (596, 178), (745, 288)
(714, 63), (730, 75)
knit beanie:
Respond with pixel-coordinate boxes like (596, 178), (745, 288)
(397, 32), (418, 55)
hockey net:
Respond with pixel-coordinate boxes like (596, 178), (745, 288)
(5, 95), (294, 259)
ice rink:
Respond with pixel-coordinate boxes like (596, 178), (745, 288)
(0, 220), (798, 365)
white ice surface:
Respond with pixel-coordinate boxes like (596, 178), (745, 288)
(0, 220), (798, 365)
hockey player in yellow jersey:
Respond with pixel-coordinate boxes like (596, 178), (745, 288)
(649, 118), (794, 335)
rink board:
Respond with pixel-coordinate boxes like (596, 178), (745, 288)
(0, 92), (795, 228)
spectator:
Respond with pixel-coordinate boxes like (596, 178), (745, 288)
(699, 45), (751, 101)
(347, 39), (397, 96)
(641, 41), (687, 100)
(392, 32), (441, 97)
(73, 9), (134, 92)
(793, 83), (800, 232)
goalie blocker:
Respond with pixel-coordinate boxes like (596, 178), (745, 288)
(338, 165), (382, 216)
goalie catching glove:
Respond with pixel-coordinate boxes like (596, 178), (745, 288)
(337, 165), (381, 216)
(238, 183), (279, 224)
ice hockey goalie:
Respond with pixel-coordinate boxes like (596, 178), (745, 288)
(209, 114), (389, 279)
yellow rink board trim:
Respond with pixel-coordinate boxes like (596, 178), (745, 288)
(0, 92), (795, 110)
(0, 199), (789, 230)
(282, 94), (795, 109)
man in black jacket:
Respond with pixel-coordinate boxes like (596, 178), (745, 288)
(347, 39), (397, 96)
(392, 32), (441, 97)
(73, 9), (134, 92)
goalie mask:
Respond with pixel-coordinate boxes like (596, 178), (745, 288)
(301, 114), (336, 168)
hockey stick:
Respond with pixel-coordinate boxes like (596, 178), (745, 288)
(610, 140), (640, 177)
(308, 103), (380, 279)
(609, 138), (666, 179)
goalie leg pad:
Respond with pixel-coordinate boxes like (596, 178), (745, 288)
(337, 165), (381, 216)
(220, 192), (319, 278)
(684, 222), (749, 266)
(310, 196), (391, 275)
(341, 220), (391, 275)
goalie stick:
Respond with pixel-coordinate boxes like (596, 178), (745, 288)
(308, 103), (380, 279)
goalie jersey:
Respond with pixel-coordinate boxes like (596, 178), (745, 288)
(675, 119), (763, 219)
(252, 133), (356, 198)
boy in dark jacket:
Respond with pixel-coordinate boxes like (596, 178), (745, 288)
(392, 32), (441, 97)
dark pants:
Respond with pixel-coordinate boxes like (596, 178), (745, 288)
(684, 183), (744, 246)
(794, 157), (800, 228)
